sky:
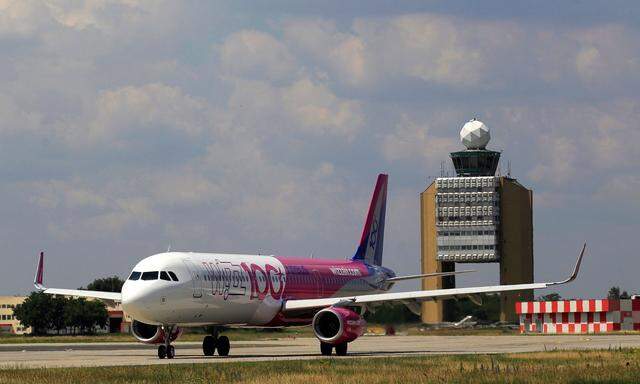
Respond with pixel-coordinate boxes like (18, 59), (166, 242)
(1, 1), (639, 299)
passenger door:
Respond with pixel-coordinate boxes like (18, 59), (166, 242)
(182, 259), (203, 298)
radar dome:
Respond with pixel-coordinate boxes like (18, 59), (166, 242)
(460, 119), (490, 149)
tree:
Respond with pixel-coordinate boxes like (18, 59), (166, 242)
(621, 291), (630, 299)
(65, 298), (108, 334)
(84, 276), (125, 293)
(13, 292), (57, 335)
(50, 296), (69, 334)
(364, 302), (420, 324)
(450, 294), (501, 322)
(538, 292), (562, 301)
(608, 286), (621, 300)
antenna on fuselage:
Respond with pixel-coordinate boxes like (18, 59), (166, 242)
(167, 245), (171, 252)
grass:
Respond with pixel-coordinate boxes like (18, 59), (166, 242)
(1, 349), (640, 383)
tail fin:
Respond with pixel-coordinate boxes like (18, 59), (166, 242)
(34, 251), (44, 290)
(352, 174), (388, 266)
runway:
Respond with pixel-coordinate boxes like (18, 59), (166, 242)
(1, 335), (639, 369)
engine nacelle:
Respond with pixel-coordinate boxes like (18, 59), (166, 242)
(131, 320), (182, 344)
(312, 307), (366, 345)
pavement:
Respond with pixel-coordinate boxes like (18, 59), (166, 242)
(1, 335), (639, 369)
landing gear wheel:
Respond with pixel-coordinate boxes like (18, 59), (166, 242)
(158, 345), (167, 359)
(203, 335), (216, 356)
(335, 342), (348, 356)
(167, 345), (175, 359)
(320, 342), (333, 356)
(217, 336), (230, 356)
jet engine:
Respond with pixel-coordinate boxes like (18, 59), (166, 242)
(131, 320), (182, 344)
(312, 307), (366, 345)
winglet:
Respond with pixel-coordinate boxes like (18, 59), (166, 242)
(34, 251), (45, 290)
(549, 243), (586, 286)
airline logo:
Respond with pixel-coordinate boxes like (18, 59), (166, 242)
(201, 261), (248, 300)
(330, 267), (362, 276)
(198, 259), (286, 301)
(368, 217), (379, 253)
(241, 262), (285, 301)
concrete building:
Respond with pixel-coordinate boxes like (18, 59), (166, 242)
(0, 296), (29, 334)
(421, 119), (534, 323)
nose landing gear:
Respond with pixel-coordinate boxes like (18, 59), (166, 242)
(202, 327), (231, 357)
(158, 325), (176, 359)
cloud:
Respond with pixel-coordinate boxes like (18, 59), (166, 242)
(508, 100), (640, 185)
(527, 135), (578, 184)
(58, 83), (212, 152)
(594, 175), (640, 206)
(219, 30), (298, 83)
(1, 2), (639, 298)
(283, 19), (368, 86)
(28, 178), (157, 240)
(380, 114), (457, 166)
(226, 77), (363, 139)
(282, 78), (363, 137)
(279, 14), (640, 95)
(572, 25), (640, 87)
(282, 15), (518, 88)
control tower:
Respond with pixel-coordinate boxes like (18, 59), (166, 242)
(420, 119), (533, 323)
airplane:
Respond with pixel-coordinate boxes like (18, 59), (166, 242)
(33, 174), (586, 359)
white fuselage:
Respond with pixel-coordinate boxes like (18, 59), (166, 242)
(121, 252), (389, 327)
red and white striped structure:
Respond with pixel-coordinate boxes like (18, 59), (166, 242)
(516, 299), (640, 334)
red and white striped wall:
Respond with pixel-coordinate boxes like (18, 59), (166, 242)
(516, 299), (640, 334)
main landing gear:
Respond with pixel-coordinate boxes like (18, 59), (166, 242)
(202, 327), (230, 357)
(158, 325), (176, 359)
(320, 341), (348, 356)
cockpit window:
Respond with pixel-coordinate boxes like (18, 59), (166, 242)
(168, 271), (179, 281)
(141, 271), (159, 280)
(128, 271), (141, 281)
(160, 271), (171, 281)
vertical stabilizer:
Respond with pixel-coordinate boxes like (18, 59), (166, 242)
(34, 251), (44, 290)
(352, 174), (388, 266)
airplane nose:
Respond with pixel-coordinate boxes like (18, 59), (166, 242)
(121, 282), (150, 315)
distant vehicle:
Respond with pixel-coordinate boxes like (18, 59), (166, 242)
(33, 174), (586, 359)
(453, 315), (475, 328)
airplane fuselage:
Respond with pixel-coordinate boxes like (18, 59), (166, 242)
(122, 252), (395, 327)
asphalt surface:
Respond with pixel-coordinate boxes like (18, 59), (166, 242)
(1, 335), (639, 369)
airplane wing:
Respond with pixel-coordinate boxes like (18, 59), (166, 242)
(284, 243), (586, 312)
(386, 269), (474, 282)
(33, 252), (122, 303)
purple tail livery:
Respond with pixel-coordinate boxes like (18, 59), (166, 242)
(352, 173), (387, 266)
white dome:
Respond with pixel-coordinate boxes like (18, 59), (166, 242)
(460, 119), (490, 149)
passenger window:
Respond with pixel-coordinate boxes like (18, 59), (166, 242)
(141, 271), (159, 280)
(128, 271), (141, 281)
(160, 271), (171, 281)
(168, 271), (179, 281)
